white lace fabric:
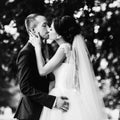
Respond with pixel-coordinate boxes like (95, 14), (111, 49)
(39, 34), (107, 120)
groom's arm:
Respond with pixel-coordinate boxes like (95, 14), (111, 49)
(17, 50), (56, 109)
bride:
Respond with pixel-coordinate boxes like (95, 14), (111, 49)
(30, 15), (107, 120)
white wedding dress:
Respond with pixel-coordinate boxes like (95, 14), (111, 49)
(39, 36), (107, 120)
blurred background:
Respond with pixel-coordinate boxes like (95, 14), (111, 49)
(0, 0), (120, 119)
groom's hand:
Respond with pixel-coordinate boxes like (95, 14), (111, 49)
(55, 96), (69, 112)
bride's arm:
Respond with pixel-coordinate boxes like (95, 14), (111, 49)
(34, 45), (65, 76)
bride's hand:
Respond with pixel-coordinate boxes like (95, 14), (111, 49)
(29, 31), (42, 49)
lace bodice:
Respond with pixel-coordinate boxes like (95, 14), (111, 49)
(59, 43), (71, 63)
(53, 43), (74, 90)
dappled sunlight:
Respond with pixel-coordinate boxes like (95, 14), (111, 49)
(4, 20), (19, 40)
(100, 58), (108, 69)
(0, 107), (16, 120)
(105, 108), (120, 120)
(8, 0), (15, 3)
(94, 25), (100, 33)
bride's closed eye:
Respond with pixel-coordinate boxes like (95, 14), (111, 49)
(49, 27), (52, 31)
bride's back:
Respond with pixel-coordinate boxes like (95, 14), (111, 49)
(53, 43), (75, 90)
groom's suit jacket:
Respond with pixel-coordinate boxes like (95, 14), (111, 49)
(14, 42), (56, 120)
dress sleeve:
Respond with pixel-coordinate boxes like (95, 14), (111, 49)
(59, 43), (71, 62)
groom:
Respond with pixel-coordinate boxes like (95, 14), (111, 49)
(14, 14), (69, 120)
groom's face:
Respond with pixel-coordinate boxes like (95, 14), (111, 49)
(34, 16), (49, 40)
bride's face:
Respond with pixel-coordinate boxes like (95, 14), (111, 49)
(49, 23), (59, 41)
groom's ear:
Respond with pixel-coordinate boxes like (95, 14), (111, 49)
(32, 28), (36, 33)
(30, 29), (37, 36)
(32, 28), (39, 36)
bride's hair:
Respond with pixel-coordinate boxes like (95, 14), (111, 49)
(53, 15), (81, 44)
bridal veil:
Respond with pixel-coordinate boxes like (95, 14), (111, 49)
(68, 34), (107, 120)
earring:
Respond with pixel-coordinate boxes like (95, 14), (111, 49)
(56, 35), (61, 39)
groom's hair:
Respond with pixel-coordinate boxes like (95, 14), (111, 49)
(25, 13), (42, 34)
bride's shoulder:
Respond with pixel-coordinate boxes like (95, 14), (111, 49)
(59, 43), (71, 50)
(59, 43), (71, 55)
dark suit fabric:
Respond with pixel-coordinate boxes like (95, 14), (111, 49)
(14, 42), (56, 120)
